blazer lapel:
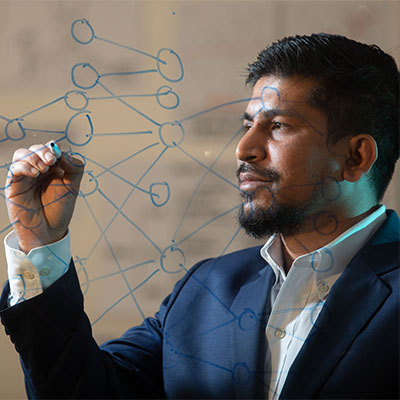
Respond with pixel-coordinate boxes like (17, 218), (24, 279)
(229, 264), (276, 398)
(280, 211), (400, 399)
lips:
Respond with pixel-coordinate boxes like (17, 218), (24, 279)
(239, 172), (273, 191)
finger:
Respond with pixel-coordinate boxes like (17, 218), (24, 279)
(58, 152), (85, 176)
(12, 146), (52, 173)
(9, 160), (41, 180)
(30, 143), (58, 167)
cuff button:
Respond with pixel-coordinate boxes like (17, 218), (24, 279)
(40, 268), (51, 277)
(22, 271), (35, 280)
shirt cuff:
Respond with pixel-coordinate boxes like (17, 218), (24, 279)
(5, 231), (72, 306)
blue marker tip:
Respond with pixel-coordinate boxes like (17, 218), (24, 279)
(49, 141), (62, 159)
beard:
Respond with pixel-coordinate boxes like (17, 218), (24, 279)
(237, 164), (322, 239)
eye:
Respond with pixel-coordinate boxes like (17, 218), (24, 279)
(241, 122), (252, 133)
(271, 121), (283, 130)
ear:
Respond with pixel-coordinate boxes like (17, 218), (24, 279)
(342, 134), (378, 182)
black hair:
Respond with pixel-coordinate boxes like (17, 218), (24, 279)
(247, 33), (399, 202)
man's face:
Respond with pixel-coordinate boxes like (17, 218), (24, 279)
(237, 75), (343, 238)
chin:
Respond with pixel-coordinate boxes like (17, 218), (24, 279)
(237, 198), (313, 238)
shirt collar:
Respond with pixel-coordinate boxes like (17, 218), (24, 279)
(260, 205), (387, 299)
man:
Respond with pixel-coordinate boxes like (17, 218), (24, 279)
(1, 33), (399, 399)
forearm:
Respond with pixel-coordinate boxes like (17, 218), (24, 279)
(0, 262), (164, 398)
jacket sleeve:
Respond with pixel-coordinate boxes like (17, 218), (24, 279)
(0, 260), (168, 399)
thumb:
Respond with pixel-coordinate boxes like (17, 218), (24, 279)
(58, 152), (85, 176)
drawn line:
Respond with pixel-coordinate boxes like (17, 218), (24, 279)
(82, 194), (146, 320)
(17, 96), (66, 119)
(98, 188), (163, 255)
(173, 124), (244, 241)
(93, 142), (159, 180)
(93, 131), (152, 137)
(80, 259), (156, 286)
(179, 97), (257, 123)
(175, 204), (240, 247)
(94, 35), (167, 64)
(100, 69), (157, 77)
(77, 147), (168, 271)
(175, 144), (238, 190)
(86, 157), (156, 196)
(89, 92), (168, 100)
(97, 81), (161, 127)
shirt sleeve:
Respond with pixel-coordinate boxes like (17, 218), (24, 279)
(4, 231), (72, 307)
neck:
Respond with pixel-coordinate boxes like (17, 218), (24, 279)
(280, 205), (379, 273)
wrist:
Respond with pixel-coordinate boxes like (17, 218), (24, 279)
(16, 230), (68, 254)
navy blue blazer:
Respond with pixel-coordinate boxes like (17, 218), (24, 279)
(1, 210), (399, 399)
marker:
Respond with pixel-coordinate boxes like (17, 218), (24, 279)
(49, 141), (62, 159)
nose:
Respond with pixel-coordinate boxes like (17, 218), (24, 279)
(235, 125), (267, 163)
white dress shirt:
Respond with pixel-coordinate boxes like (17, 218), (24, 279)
(4, 205), (387, 398)
(261, 205), (387, 399)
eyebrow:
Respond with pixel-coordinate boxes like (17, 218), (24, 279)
(241, 105), (324, 136)
(241, 108), (295, 122)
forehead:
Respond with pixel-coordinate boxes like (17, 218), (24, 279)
(246, 75), (318, 116)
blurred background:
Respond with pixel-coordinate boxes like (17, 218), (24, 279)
(0, 1), (399, 398)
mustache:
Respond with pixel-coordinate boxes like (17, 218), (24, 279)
(236, 164), (280, 183)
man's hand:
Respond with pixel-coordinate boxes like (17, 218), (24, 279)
(5, 142), (84, 253)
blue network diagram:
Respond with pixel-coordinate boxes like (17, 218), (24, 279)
(0, 18), (353, 396)
(0, 18), (251, 323)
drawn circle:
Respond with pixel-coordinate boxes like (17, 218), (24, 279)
(64, 90), (89, 111)
(0, 116), (9, 143)
(71, 63), (100, 89)
(78, 171), (98, 197)
(156, 86), (180, 110)
(321, 176), (341, 202)
(238, 309), (258, 330)
(260, 86), (280, 111)
(156, 48), (184, 82)
(311, 248), (334, 273)
(16, 208), (43, 230)
(159, 121), (184, 147)
(71, 19), (95, 45)
(232, 362), (251, 385)
(160, 245), (185, 274)
(5, 119), (26, 141)
(313, 211), (338, 236)
(149, 182), (170, 207)
(65, 111), (93, 146)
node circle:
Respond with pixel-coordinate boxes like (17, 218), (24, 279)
(321, 176), (341, 201)
(78, 171), (99, 198)
(65, 111), (93, 147)
(238, 309), (258, 331)
(158, 121), (184, 148)
(156, 85), (180, 110)
(160, 245), (185, 274)
(149, 181), (170, 207)
(71, 63), (100, 90)
(71, 19), (95, 45)
(5, 119), (26, 141)
(156, 48), (184, 83)
(64, 90), (89, 111)
(231, 362), (251, 385)
(260, 85), (281, 111)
